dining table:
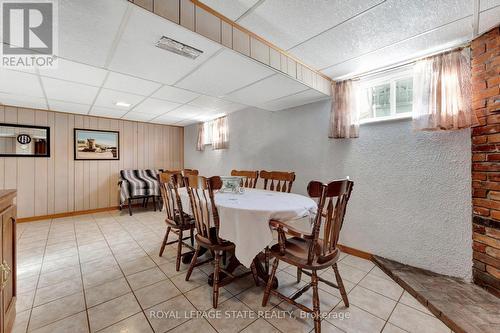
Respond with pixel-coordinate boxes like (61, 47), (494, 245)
(177, 186), (317, 286)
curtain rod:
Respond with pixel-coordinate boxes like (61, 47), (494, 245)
(343, 41), (471, 82)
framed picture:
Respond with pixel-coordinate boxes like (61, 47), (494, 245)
(0, 123), (50, 157)
(74, 129), (119, 160)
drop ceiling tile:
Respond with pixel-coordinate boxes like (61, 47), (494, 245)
(166, 104), (208, 118)
(175, 119), (198, 126)
(151, 85), (199, 103)
(219, 102), (248, 114)
(122, 112), (156, 122)
(133, 98), (181, 115)
(58, 0), (129, 67)
(480, 0), (500, 10)
(176, 49), (275, 96)
(0, 69), (44, 98)
(153, 114), (184, 125)
(479, 5), (500, 34)
(189, 95), (234, 110)
(238, 0), (382, 50)
(89, 106), (128, 118)
(48, 100), (90, 114)
(93, 88), (144, 110)
(259, 89), (329, 111)
(103, 72), (162, 96)
(0, 93), (47, 110)
(108, 5), (222, 85)
(226, 74), (308, 105)
(322, 16), (472, 79)
(38, 59), (108, 86)
(193, 110), (227, 122)
(290, 0), (473, 69)
(42, 77), (99, 105)
(200, 0), (260, 21)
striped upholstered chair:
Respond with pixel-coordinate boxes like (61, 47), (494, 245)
(119, 169), (163, 215)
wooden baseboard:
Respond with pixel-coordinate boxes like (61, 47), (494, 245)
(338, 244), (373, 260)
(17, 206), (121, 223)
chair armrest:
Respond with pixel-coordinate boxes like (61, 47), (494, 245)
(269, 219), (314, 240)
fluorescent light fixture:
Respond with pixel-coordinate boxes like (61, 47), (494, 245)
(156, 36), (203, 59)
(115, 101), (131, 108)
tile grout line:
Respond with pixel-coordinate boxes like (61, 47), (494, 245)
(73, 215), (93, 333)
(110, 211), (252, 332)
(18, 213), (441, 333)
(92, 212), (167, 332)
(23, 218), (53, 333)
(23, 218), (88, 332)
(110, 212), (214, 332)
(378, 283), (406, 333)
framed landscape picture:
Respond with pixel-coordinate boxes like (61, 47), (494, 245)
(74, 129), (119, 160)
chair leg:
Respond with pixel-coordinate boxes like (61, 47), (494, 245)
(333, 263), (349, 307)
(250, 262), (260, 286)
(222, 251), (227, 266)
(185, 245), (200, 281)
(128, 198), (132, 216)
(190, 227), (194, 247)
(262, 258), (279, 307)
(175, 229), (183, 271)
(152, 196), (156, 211)
(311, 270), (321, 333)
(213, 251), (221, 309)
(297, 267), (302, 283)
(264, 247), (270, 274)
(159, 226), (171, 257)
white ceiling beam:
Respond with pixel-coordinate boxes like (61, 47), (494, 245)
(472, 0), (480, 37)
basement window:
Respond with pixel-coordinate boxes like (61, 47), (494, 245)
(203, 121), (213, 145)
(359, 67), (413, 123)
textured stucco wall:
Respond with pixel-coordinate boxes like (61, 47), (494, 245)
(184, 100), (473, 280)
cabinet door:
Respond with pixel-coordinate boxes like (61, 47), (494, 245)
(2, 205), (15, 333)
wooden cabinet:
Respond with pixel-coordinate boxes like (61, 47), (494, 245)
(0, 190), (16, 333)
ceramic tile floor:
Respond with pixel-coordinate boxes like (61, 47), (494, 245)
(14, 210), (454, 333)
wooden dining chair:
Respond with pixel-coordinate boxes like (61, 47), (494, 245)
(260, 170), (296, 193)
(182, 169), (199, 176)
(184, 175), (250, 308)
(157, 172), (195, 271)
(231, 170), (259, 188)
(262, 179), (354, 333)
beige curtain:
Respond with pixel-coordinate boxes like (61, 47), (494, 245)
(329, 80), (359, 138)
(196, 123), (204, 151)
(412, 49), (474, 130)
(211, 116), (229, 150)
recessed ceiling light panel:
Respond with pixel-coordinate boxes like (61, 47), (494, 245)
(156, 36), (203, 59)
(115, 101), (131, 108)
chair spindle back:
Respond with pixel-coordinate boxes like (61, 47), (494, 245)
(185, 175), (223, 244)
(158, 172), (186, 226)
(231, 170), (259, 188)
(260, 170), (296, 193)
(307, 179), (353, 264)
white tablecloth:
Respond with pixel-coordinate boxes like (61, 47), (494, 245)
(178, 188), (317, 267)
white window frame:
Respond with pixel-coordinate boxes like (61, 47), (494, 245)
(359, 67), (414, 124)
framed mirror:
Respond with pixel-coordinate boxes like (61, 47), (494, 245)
(0, 123), (50, 157)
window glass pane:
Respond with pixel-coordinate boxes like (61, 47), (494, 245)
(203, 121), (213, 144)
(372, 83), (390, 117)
(396, 78), (413, 113)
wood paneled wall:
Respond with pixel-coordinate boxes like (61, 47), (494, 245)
(0, 105), (184, 218)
